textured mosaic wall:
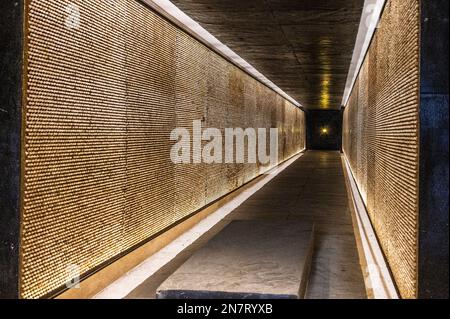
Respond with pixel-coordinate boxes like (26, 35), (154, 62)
(22, 0), (305, 298)
(343, 0), (420, 299)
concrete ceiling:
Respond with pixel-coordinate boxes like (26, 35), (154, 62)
(171, 0), (365, 109)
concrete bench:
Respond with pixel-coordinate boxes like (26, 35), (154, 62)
(156, 220), (315, 299)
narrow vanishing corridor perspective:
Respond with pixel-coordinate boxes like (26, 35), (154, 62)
(125, 151), (366, 299)
(0, 0), (448, 302)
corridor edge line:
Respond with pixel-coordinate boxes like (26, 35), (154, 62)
(342, 155), (399, 299)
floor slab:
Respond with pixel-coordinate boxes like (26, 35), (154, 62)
(156, 220), (314, 299)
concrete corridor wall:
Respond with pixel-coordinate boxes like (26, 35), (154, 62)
(343, 0), (420, 299)
(20, 0), (305, 298)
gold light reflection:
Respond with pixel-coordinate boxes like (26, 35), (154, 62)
(320, 74), (331, 109)
(318, 38), (332, 109)
(320, 92), (330, 108)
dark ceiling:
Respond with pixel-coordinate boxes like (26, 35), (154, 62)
(171, 0), (365, 109)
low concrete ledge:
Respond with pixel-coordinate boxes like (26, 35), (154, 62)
(157, 220), (315, 299)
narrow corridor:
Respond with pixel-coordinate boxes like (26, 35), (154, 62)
(126, 151), (366, 299)
(1, 0), (447, 301)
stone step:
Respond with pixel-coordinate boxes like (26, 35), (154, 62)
(156, 220), (315, 299)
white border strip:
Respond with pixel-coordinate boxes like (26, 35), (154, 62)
(94, 151), (305, 299)
(142, 0), (301, 107)
(341, 0), (386, 107)
(342, 155), (399, 299)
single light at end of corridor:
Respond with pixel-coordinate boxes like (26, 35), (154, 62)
(321, 127), (329, 135)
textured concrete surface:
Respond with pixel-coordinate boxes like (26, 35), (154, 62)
(126, 151), (366, 299)
(156, 220), (314, 299)
(0, 0), (23, 299)
(171, 0), (364, 109)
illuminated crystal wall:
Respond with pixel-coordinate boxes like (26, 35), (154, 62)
(343, 0), (420, 299)
(22, 0), (305, 298)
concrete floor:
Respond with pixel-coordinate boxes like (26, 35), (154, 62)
(126, 151), (367, 299)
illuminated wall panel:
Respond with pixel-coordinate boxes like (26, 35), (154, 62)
(23, 0), (129, 299)
(343, 0), (420, 298)
(241, 73), (259, 184)
(227, 68), (246, 190)
(205, 52), (230, 203)
(123, 0), (177, 251)
(173, 30), (208, 221)
(22, 0), (305, 298)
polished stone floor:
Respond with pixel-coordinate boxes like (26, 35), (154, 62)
(126, 151), (367, 299)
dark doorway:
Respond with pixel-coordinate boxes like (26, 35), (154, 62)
(306, 110), (343, 150)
